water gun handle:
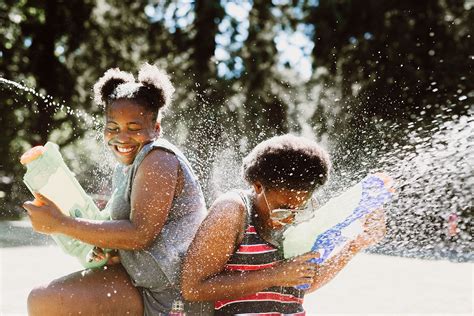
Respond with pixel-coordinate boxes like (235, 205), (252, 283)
(21, 142), (110, 269)
(284, 173), (394, 290)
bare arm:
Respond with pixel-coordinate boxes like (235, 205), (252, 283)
(307, 208), (387, 293)
(24, 149), (178, 250)
(306, 241), (360, 293)
(181, 193), (320, 302)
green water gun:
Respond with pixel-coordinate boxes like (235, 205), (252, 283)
(21, 142), (110, 269)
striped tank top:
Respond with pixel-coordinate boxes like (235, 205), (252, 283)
(214, 190), (306, 316)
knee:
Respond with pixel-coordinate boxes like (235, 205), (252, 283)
(27, 286), (57, 316)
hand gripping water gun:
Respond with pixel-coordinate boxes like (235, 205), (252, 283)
(282, 173), (394, 289)
(21, 142), (110, 269)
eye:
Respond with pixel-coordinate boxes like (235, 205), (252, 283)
(106, 126), (119, 132)
(128, 124), (142, 132)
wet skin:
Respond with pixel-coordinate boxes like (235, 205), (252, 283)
(252, 182), (313, 229)
(24, 99), (180, 316)
(104, 99), (160, 165)
(181, 185), (387, 302)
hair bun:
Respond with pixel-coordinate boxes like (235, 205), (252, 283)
(138, 63), (175, 109)
(93, 68), (135, 106)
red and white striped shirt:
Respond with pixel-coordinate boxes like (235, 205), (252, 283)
(214, 191), (306, 316)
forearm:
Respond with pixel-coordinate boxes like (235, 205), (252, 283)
(183, 268), (277, 301)
(57, 217), (150, 250)
(307, 242), (361, 293)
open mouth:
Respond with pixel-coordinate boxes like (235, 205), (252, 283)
(115, 145), (138, 156)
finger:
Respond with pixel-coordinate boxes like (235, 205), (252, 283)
(302, 275), (315, 281)
(22, 201), (41, 213)
(94, 254), (106, 261)
(33, 192), (52, 205)
(295, 251), (321, 262)
(298, 251), (319, 262)
(108, 256), (120, 265)
(370, 209), (385, 220)
(299, 264), (318, 274)
(92, 247), (103, 255)
(297, 277), (314, 286)
(302, 262), (318, 270)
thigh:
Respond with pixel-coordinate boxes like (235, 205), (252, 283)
(28, 264), (143, 316)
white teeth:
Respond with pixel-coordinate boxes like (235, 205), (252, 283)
(117, 147), (133, 153)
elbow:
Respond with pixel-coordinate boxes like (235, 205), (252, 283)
(181, 273), (205, 301)
(181, 288), (199, 302)
(181, 283), (202, 302)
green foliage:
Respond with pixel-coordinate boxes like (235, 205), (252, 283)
(0, 0), (472, 216)
(306, 0), (473, 128)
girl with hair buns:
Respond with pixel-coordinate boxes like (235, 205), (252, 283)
(23, 63), (211, 315)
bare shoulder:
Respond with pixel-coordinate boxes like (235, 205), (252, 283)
(136, 147), (179, 175)
(188, 191), (248, 259)
(210, 191), (246, 218)
(201, 191), (247, 231)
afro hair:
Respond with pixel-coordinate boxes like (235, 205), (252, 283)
(242, 134), (331, 191)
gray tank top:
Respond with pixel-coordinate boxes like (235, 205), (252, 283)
(107, 138), (207, 290)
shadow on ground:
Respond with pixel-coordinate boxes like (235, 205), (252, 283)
(0, 220), (53, 247)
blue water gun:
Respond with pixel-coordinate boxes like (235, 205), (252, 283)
(282, 173), (394, 289)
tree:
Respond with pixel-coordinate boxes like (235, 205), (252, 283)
(240, 0), (290, 148)
(305, 0), (473, 130)
(0, 0), (95, 216)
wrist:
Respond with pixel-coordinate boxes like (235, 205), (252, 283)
(263, 265), (280, 287)
(348, 240), (363, 254)
(56, 214), (72, 234)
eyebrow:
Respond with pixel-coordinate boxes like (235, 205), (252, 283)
(105, 121), (142, 125)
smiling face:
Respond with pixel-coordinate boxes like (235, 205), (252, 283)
(104, 99), (159, 165)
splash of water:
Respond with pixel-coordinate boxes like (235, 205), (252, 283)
(372, 112), (473, 262)
(316, 110), (473, 262)
(208, 109), (473, 262)
(2, 77), (472, 262)
(0, 78), (102, 128)
(0, 78), (115, 214)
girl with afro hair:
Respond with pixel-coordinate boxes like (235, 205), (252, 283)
(24, 63), (211, 315)
(182, 134), (386, 315)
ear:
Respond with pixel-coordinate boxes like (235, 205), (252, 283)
(253, 181), (263, 194)
(154, 121), (161, 137)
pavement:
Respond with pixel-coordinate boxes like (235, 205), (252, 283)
(1, 220), (472, 315)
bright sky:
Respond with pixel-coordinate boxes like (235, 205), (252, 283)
(220, 1), (314, 80)
(145, 1), (315, 81)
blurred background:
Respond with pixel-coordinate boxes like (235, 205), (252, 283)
(0, 1), (473, 314)
(0, 0), (473, 259)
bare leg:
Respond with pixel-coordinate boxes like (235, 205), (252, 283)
(28, 264), (143, 316)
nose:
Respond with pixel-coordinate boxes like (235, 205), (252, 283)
(114, 131), (131, 144)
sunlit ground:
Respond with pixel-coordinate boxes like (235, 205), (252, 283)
(1, 220), (472, 315)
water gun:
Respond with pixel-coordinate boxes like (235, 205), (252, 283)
(282, 173), (394, 288)
(21, 142), (110, 268)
